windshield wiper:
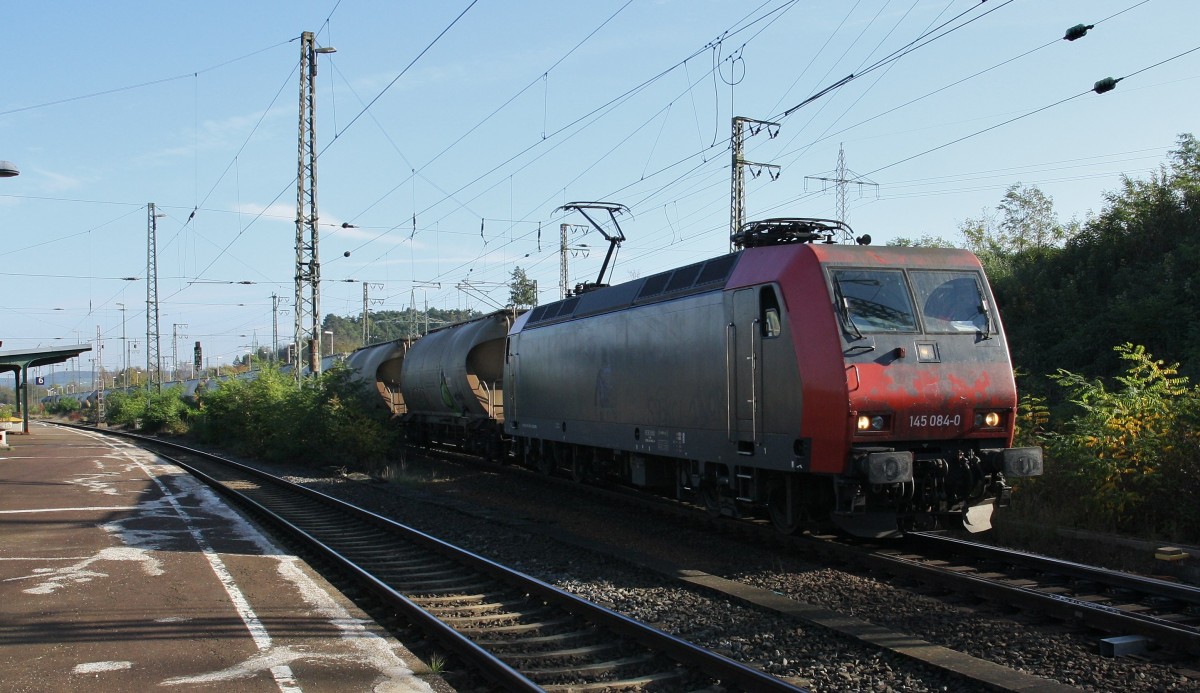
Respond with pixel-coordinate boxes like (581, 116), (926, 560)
(979, 298), (992, 339)
(834, 280), (866, 341)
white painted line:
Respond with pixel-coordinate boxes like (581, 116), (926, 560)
(6, 545), (164, 593)
(0, 506), (138, 514)
(30, 427), (431, 691)
(130, 456), (301, 693)
(275, 557), (433, 692)
(0, 557), (96, 562)
(73, 661), (132, 674)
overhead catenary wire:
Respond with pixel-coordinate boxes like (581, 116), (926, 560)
(342, 1), (800, 263)
(563, 0), (1169, 261)
(223, 4), (1190, 309)
(861, 43), (1200, 180)
(11, 2), (1190, 357)
(0, 39), (296, 118)
(472, 0), (1008, 263)
(767, 0), (1161, 179)
(775, 0), (1014, 120)
(169, 3), (482, 300)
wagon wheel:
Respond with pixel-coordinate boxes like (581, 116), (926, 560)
(482, 433), (502, 464)
(699, 477), (723, 519)
(569, 453), (590, 483)
(767, 477), (804, 535)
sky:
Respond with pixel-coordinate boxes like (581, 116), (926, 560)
(1, 0), (1197, 378)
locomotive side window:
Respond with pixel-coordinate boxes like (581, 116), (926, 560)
(831, 269), (917, 334)
(910, 271), (989, 334)
(760, 286), (782, 338)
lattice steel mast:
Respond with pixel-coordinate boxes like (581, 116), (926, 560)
(729, 116), (779, 252)
(294, 31), (335, 382)
(804, 143), (878, 243)
(146, 202), (162, 390)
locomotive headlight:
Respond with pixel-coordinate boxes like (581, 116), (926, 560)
(974, 411), (1003, 428)
(856, 414), (888, 431)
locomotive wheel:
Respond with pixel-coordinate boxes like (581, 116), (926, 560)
(767, 478), (803, 535)
(535, 444), (555, 476)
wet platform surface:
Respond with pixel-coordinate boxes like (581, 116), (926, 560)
(0, 422), (442, 692)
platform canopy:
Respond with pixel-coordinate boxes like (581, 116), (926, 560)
(0, 343), (92, 434)
(0, 344), (92, 374)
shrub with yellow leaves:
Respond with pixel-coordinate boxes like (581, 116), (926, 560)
(1042, 344), (1200, 537)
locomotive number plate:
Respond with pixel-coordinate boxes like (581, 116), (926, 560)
(909, 414), (961, 428)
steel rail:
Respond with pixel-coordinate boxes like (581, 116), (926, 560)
(75, 425), (803, 692)
(908, 532), (1200, 603)
(170, 451), (544, 691)
(899, 532), (1200, 655)
(420, 439), (1200, 657)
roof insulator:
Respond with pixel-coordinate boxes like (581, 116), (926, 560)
(1064, 23), (1093, 41)
(1093, 77), (1120, 94)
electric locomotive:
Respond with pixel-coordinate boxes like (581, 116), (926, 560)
(502, 217), (1042, 537)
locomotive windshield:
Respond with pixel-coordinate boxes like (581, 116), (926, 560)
(832, 269), (918, 333)
(910, 270), (990, 334)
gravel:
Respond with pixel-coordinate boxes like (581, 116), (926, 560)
(238, 453), (1198, 693)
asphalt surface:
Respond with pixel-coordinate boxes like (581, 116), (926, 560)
(0, 422), (443, 692)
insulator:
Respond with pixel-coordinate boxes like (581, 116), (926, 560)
(1093, 77), (1119, 94)
(1063, 23), (1093, 41)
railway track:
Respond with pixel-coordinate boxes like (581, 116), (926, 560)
(79, 426), (801, 692)
(887, 532), (1200, 656)
(419, 442), (1200, 658)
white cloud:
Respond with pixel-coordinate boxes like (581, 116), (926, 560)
(32, 168), (84, 192)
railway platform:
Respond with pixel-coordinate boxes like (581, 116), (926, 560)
(0, 422), (443, 692)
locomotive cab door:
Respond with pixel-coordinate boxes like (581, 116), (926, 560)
(728, 288), (763, 455)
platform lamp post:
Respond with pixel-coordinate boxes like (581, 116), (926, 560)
(116, 303), (127, 387)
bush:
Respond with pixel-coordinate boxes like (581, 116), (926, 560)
(106, 386), (191, 433)
(1036, 344), (1200, 538)
(193, 368), (293, 456)
(193, 364), (397, 469)
(105, 389), (145, 427)
(47, 397), (81, 415)
(309, 365), (397, 466)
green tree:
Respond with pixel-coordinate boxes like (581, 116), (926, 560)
(956, 183), (1078, 288)
(992, 134), (1200, 388)
(960, 183), (1071, 254)
(508, 266), (537, 309)
(324, 308), (483, 347)
(997, 183), (1066, 251)
(48, 397), (81, 415)
(888, 234), (959, 248)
